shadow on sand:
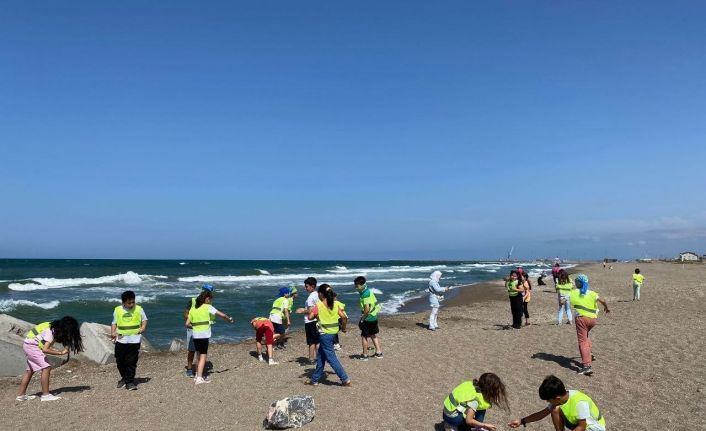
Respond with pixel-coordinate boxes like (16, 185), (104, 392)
(531, 352), (582, 372)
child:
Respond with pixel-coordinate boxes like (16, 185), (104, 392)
(186, 290), (234, 384)
(442, 372), (510, 431)
(294, 277), (320, 364)
(270, 287), (291, 350)
(251, 317), (279, 365)
(354, 276), (382, 360)
(632, 268), (644, 301)
(16, 316), (84, 401)
(555, 269), (574, 325)
(332, 291), (347, 350)
(509, 375), (606, 430)
(506, 270), (524, 329)
(184, 283), (215, 377)
(428, 270), (449, 331)
(111, 290), (148, 390)
(520, 272), (532, 326)
(307, 284), (351, 386)
(561, 274), (610, 375)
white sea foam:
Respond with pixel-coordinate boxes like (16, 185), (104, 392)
(0, 299), (60, 312)
(378, 290), (423, 314)
(328, 277), (428, 287)
(7, 271), (154, 291)
(99, 295), (157, 304)
(370, 288), (383, 295)
(179, 262), (187, 265)
(256, 269), (271, 275)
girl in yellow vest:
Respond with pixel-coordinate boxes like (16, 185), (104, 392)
(441, 372), (509, 431)
(16, 316), (84, 402)
(307, 284), (351, 386)
(270, 287), (291, 350)
(110, 290), (148, 390)
(509, 374), (606, 431)
(561, 274), (609, 376)
(632, 268), (644, 301)
(185, 290), (234, 385)
(555, 269), (574, 325)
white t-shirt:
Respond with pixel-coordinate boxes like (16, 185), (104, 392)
(304, 291), (319, 323)
(112, 306), (148, 344)
(192, 305), (218, 339)
(547, 391), (605, 431)
(269, 298), (289, 324)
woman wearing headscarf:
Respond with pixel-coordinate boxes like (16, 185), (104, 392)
(561, 274), (610, 376)
(428, 271), (448, 331)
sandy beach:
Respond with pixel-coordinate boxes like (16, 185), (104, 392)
(1, 261), (704, 430)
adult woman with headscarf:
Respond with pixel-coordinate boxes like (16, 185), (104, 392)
(428, 271), (449, 331)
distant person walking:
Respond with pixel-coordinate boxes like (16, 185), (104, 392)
(632, 268), (645, 301)
(561, 274), (610, 376)
(307, 284), (351, 386)
(428, 270), (449, 331)
(506, 270), (524, 329)
(551, 263), (561, 286)
(555, 269), (574, 325)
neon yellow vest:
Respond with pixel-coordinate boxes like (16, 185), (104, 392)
(189, 304), (212, 334)
(270, 297), (287, 319)
(556, 281), (573, 294)
(569, 290), (599, 318)
(334, 300), (347, 317)
(25, 322), (51, 349)
(192, 297), (216, 323)
(443, 381), (491, 418)
(359, 289), (380, 320)
(317, 302), (341, 334)
(632, 274), (644, 285)
(115, 305), (143, 336)
(507, 280), (519, 297)
(560, 390), (605, 428)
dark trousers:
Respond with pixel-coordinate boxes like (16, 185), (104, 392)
(115, 342), (140, 383)
(509, 295), (523, 328)
(522, 301), (530, 318)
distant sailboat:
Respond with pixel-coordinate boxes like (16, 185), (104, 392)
(507, 245), (515, 262)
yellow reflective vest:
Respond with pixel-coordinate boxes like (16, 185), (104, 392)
(114, 305), (143, 336)
(317, 302), (341, 335)
(569, 290), (599, 319)
(560, 390), (606, 428)
(189, 304), (212, 334)
(25, 322), (51, 349)
(443, 381), (491, 418)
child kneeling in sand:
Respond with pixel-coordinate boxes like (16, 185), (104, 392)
(509, 375), (606, 430)
(17, 316), (84, 402)
(442, 372), (509, 431)
(251, 317), (279, 365)
(186, 290), (234, 384)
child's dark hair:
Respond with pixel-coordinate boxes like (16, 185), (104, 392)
(538, 375), (567, 400)
(195, 290), (213, 308)
(51, 316), (84, 354)
(121, 290), (136, 303)
(558, 269), (570, 284)
(635, 268), (640, 274)
(318, 283), (335, 308)
(474, 373), (510, 412)
(510, 270), (518, 277)
(354, 276), (366, 286)
(304, 277), (317, 287)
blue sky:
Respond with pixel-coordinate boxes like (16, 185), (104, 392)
(1, 1), (705, 260)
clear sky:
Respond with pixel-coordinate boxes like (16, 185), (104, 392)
(2, 1), (705, 260)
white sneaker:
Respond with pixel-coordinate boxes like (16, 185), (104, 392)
(194, 377), (210, 385)
(334, 344), (341, 351)
(15, 395), (37, 402)
(258, 355), (265, 362)
(40, 394), (61, 401)
(268, 360), (279, 366)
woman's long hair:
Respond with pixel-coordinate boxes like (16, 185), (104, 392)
(195, 290), (213, 308)
(558, 269), (570, 285)
(51, 316), (84, 354)
(318, 284), (335, 309)
(474, 372), (510, 412)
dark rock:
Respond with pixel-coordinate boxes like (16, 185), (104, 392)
(264, 395), (315, 429)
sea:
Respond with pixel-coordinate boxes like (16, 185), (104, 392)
(0, 259), (559, 348)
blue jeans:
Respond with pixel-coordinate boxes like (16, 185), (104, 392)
(557, 294), (572, 323)
(312, 333), (349, 384)
(442, 410), (486, 429)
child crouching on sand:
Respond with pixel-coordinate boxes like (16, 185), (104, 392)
(442, 372), (509, 431)
(17, 316), (84, 402)
(251, 317), (279, 365)
(186, 290), (234, 384)
(509, 375), (606, 430)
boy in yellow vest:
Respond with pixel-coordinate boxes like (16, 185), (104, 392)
(111, 290), (148, 390)
(509, 375), (606, 430)
(632, 268), (644, 301)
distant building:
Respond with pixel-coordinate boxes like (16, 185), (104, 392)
(679, 252), (699, 262)
(603, 258), (618, 263)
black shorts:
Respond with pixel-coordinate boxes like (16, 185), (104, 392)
(305, 321), (320, 345)
(359, 319), (379, 337)
(273, 322), (286, 336)
(192, 338), (209, 354)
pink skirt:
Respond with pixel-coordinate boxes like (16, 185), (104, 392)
(23, 343), (50, 372)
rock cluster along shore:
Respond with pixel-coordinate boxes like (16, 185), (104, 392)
(0, 314), (154, 377)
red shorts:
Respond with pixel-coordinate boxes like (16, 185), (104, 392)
(256, 324), (274, 345)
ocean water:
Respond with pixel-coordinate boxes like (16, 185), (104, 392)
(0, 259), (559, 348)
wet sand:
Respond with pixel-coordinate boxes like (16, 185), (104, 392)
(1, 261), (704, 430)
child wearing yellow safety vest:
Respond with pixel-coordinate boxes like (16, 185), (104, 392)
(184, 283), (215, 378)
(561, 274), (610, 376)
(632, 268), (644, 301)
(307, 284), (351, 386)
(270, 287), (291, 350)
(332, 291), (347, 351)
(509, 375), (606, 431)
(186, 290), (234, 385)
(111, 290), (148, 390)
(354, 276), (382, 360)
(555, 269), (574, 325)
(441, 372), (509, 431)
(16, 316), (84, 402)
